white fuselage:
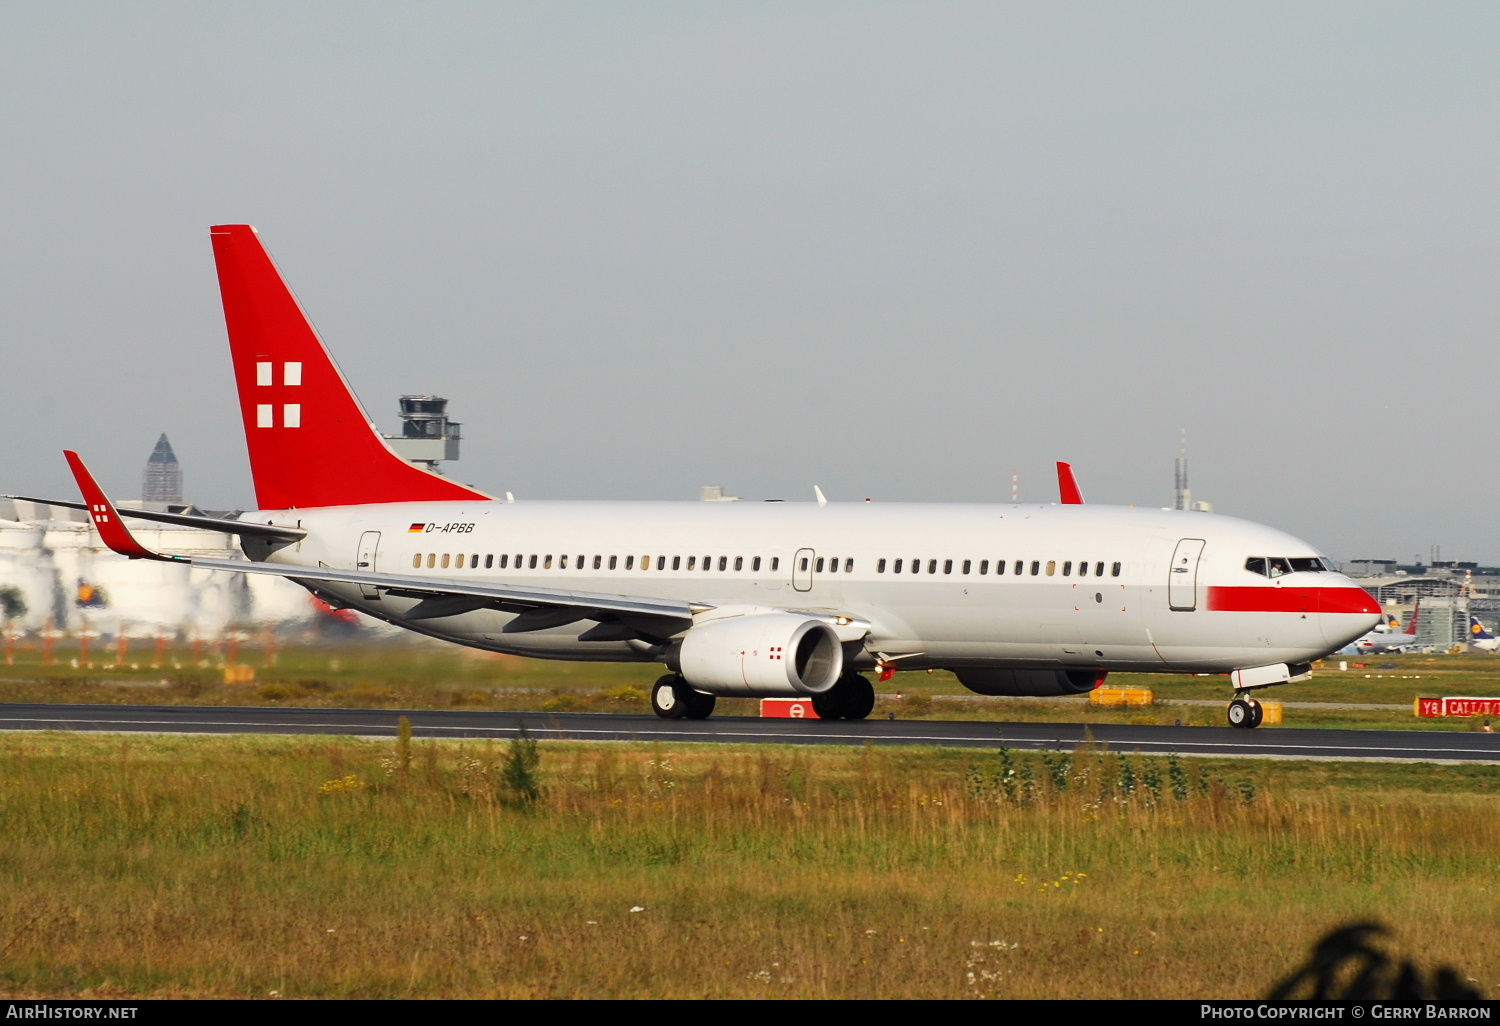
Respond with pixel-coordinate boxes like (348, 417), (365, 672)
(237, 499), (1379, 677)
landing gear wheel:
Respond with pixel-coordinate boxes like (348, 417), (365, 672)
(811, 688), (845, 720)
(1247, 699), (1264, 729)
(809, 674), (876, 720)
(1227, 698), (1255, 729)
(838, 674), (875, 720)
(684, 689), (717, 720)
(651, 674), (692, 720)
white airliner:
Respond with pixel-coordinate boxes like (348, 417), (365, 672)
(14, 225), (1381, 730)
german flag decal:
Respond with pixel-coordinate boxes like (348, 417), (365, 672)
(408, 523), (426, 533)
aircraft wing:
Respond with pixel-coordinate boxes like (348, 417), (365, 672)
(5, 493), (305, 541)
(189, 556), (703, 624)
(59, 449), (702, 632)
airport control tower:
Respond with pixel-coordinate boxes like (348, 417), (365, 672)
(141, 433), (183, 504)
(382, 395), (461, 474)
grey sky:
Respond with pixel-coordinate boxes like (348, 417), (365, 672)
(2, 2), (1495, 563)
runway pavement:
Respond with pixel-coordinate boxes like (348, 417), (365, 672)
(1, 702), (1497, 762)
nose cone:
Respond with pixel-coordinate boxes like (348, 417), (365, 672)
(1317, 574), (1382, 648)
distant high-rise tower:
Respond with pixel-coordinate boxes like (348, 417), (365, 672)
(1173, 430), (1213, 512)
(142, 433), (183, 504)
(1173, 430), (1190, 511)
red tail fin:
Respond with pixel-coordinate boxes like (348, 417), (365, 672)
(1056, 462), (1085, 504)
(209, 225), (490, 509)
(1406, 600), (1420, 636)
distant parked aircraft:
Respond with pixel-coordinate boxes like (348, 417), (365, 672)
(1468, 615), (1499, 653)
(1338, 602), (1421, 654)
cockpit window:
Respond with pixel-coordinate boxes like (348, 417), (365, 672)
(1247, 555), (1333, 577)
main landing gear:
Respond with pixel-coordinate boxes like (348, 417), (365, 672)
(811, 673), (876, 721)
(651, 674), (717, 720)
(1227, 693), (1264, 729)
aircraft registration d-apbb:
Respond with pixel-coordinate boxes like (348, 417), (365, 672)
(18, 226), (1382, 729)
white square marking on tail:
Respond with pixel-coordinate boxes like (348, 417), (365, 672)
(283, 362), (302, 386)
(257, 404), (273, 428)
(256, 362), (273, 386)
(283, 404), (301, 428)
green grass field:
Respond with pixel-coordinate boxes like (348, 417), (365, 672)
(2, 637), (1497, 731)
(0, 732), (1493, 999)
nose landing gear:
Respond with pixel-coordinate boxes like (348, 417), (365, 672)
(1227, 693), (1264, 729)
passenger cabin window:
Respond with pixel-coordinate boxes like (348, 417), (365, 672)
(980, 560), (989, 574)
(1095, 561), (1104, 576)
(1014, 560), (1024, 575)
(672, 556), (681, 570)
(441, 554), (451, 568)
(816, 558), (825, 573)
(1030, 561), (1040, 576)
(878, 559), (887, 573)
(1111, 562), (1122, 576)
(485, 554), (494, 569)
(412, 554), (421, 568)
(734, 557), (744, 571)
(609, 556), (618, 570)
(1077, 560), (1087, 576)
(911, 559), (920, 574)
(943, 559), (953, 574)
(687, 556), (696, 570)
(962, 560), (971, 574)
(592, 555), (601, 570)
(845, 558), (853, 573)
(893, 559), (903, 573)
(1046, 560), (1056, 576)
(718, 556), (727, 571)
(770, 557), (780, 571)
(800, 557), (809, 572)
(426, 554), (436, 568)
(471, 555), (480, 568)
(1062, 561), (1072, 576)
(752, 556), (761, 571)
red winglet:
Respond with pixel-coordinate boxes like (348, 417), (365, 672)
(1056, 461), (1085, 504)
(63, 451), (177, 561)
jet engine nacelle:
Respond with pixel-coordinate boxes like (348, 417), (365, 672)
(955, 668), (1105, 697)
(677, 612), (843, 697)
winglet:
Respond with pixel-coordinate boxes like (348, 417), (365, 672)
(1056, 462), (1085, 504)
(63, 451), (180, 561)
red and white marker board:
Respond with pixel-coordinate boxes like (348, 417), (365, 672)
(1415, 696), (1500, 717)
(760, 698), (820, 719)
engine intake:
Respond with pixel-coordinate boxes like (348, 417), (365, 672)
(954, 668), (1105, 697)
(678, 613), (843, 696)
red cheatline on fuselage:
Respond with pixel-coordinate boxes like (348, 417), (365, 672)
(1206, 587), (1380, 615)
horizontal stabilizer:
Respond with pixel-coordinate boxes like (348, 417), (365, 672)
(5, 494), (305, 541)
